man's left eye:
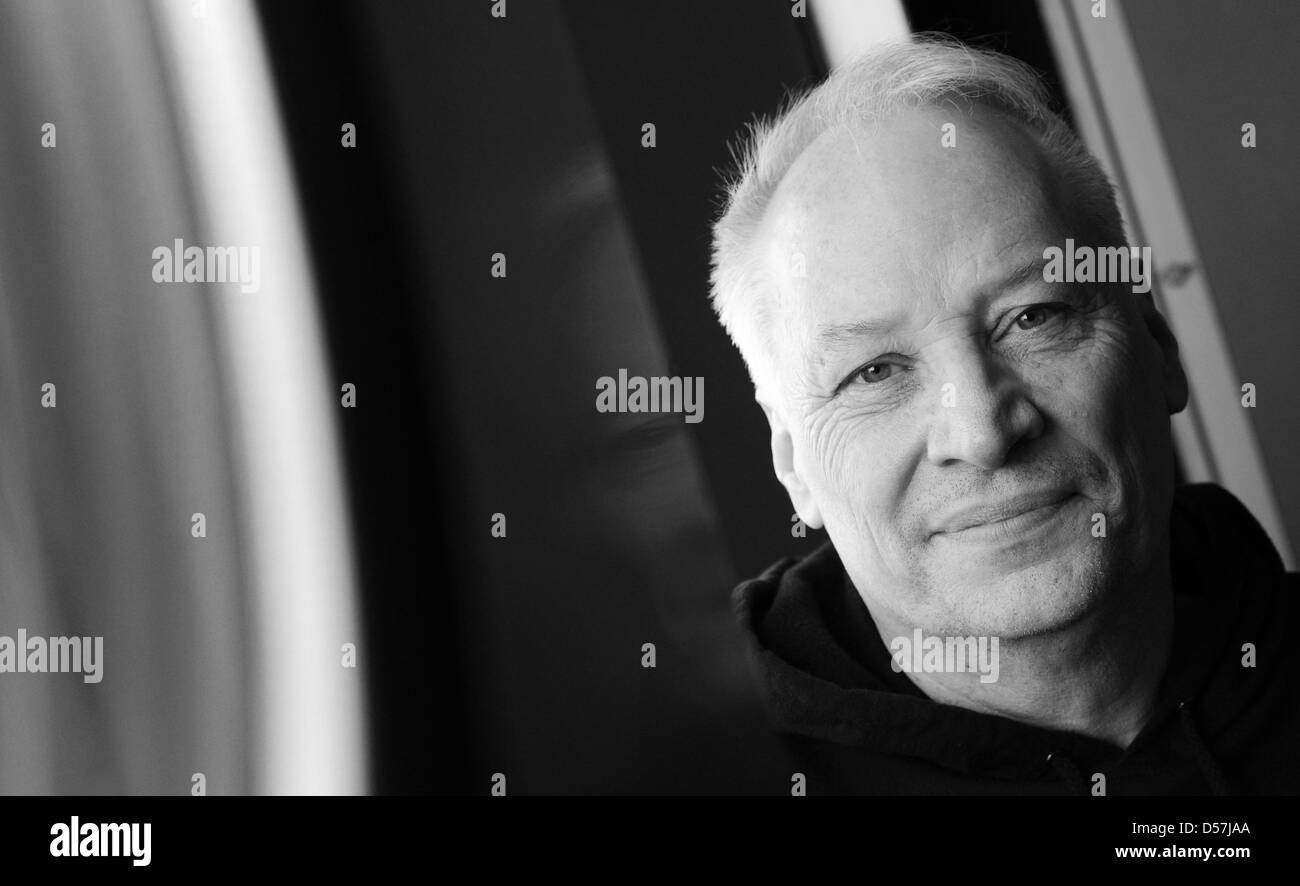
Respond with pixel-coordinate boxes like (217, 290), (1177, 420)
(1012, 304), (1062, 332)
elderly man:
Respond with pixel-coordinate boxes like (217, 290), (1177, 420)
(710, 38), (1298, 795)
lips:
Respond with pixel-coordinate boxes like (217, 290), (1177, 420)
(933, 488), (1076, 536)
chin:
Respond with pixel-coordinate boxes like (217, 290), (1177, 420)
(929, 550), (1110, 639)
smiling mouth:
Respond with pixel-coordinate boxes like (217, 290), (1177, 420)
(933, 491), (1078, 542)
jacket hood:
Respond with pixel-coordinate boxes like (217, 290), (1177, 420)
(733, 483), (1296, 793)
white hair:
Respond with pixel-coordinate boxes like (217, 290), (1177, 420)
(708, 35), (1124, 404)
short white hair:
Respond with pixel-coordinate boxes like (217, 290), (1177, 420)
(708, 35), (1124, 404)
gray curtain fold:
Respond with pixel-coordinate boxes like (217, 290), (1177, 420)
(0, 0), (250, 795)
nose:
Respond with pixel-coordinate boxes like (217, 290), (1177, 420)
(925, 349), (1044, 469)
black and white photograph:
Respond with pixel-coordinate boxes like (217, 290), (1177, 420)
(0, 0), (1294, 869)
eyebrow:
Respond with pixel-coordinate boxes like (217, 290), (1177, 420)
(815, 317), (900, 349)
(812, 257), (1048, 350)
(992, 257), (1049, 295)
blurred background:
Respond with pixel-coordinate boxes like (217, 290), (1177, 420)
(0, 0), (1295, 794)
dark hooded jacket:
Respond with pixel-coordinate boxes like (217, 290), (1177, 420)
(733, 483), (1300, 795)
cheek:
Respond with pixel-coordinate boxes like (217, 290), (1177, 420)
(1032, 324), (1170, 500)
(800, 406), (917, 541)
(1044, 356), (1126, 440)
(1070, 326), (1158, 437)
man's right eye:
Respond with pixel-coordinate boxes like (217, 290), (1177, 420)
(856, 362), (895, 384)
(836, 359), (900, 393)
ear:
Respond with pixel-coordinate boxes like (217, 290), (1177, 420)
(758, 397), (824, 530)
(1137, 294), (1189, 415)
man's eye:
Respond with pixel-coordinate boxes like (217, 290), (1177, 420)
(835, 358), (905, 394)
(857, 362), (895, 384)
(1012, 304), (1061, 332)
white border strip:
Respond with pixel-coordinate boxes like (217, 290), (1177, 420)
(152, 0), (367, 793)
(1039, 0), (1294, 568)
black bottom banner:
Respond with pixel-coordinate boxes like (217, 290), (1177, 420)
(0, 795), (1286, 873)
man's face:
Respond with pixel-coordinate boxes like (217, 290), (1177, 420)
(757, 104), (1186, 639)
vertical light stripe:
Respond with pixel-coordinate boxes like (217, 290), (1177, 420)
(810, 0), (911, 70)
(151, 0), (367, 792)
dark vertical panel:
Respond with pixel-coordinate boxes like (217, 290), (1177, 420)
(562, 0), (832, 580)
(350, 0), (792, 794)
(903, 0), (1073, 121)
(255, 0), (478, 795)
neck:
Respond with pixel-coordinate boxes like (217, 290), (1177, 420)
(877, 548), (1175, 749)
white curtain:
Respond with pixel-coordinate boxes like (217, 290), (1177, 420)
(0, 0), (364, 794)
